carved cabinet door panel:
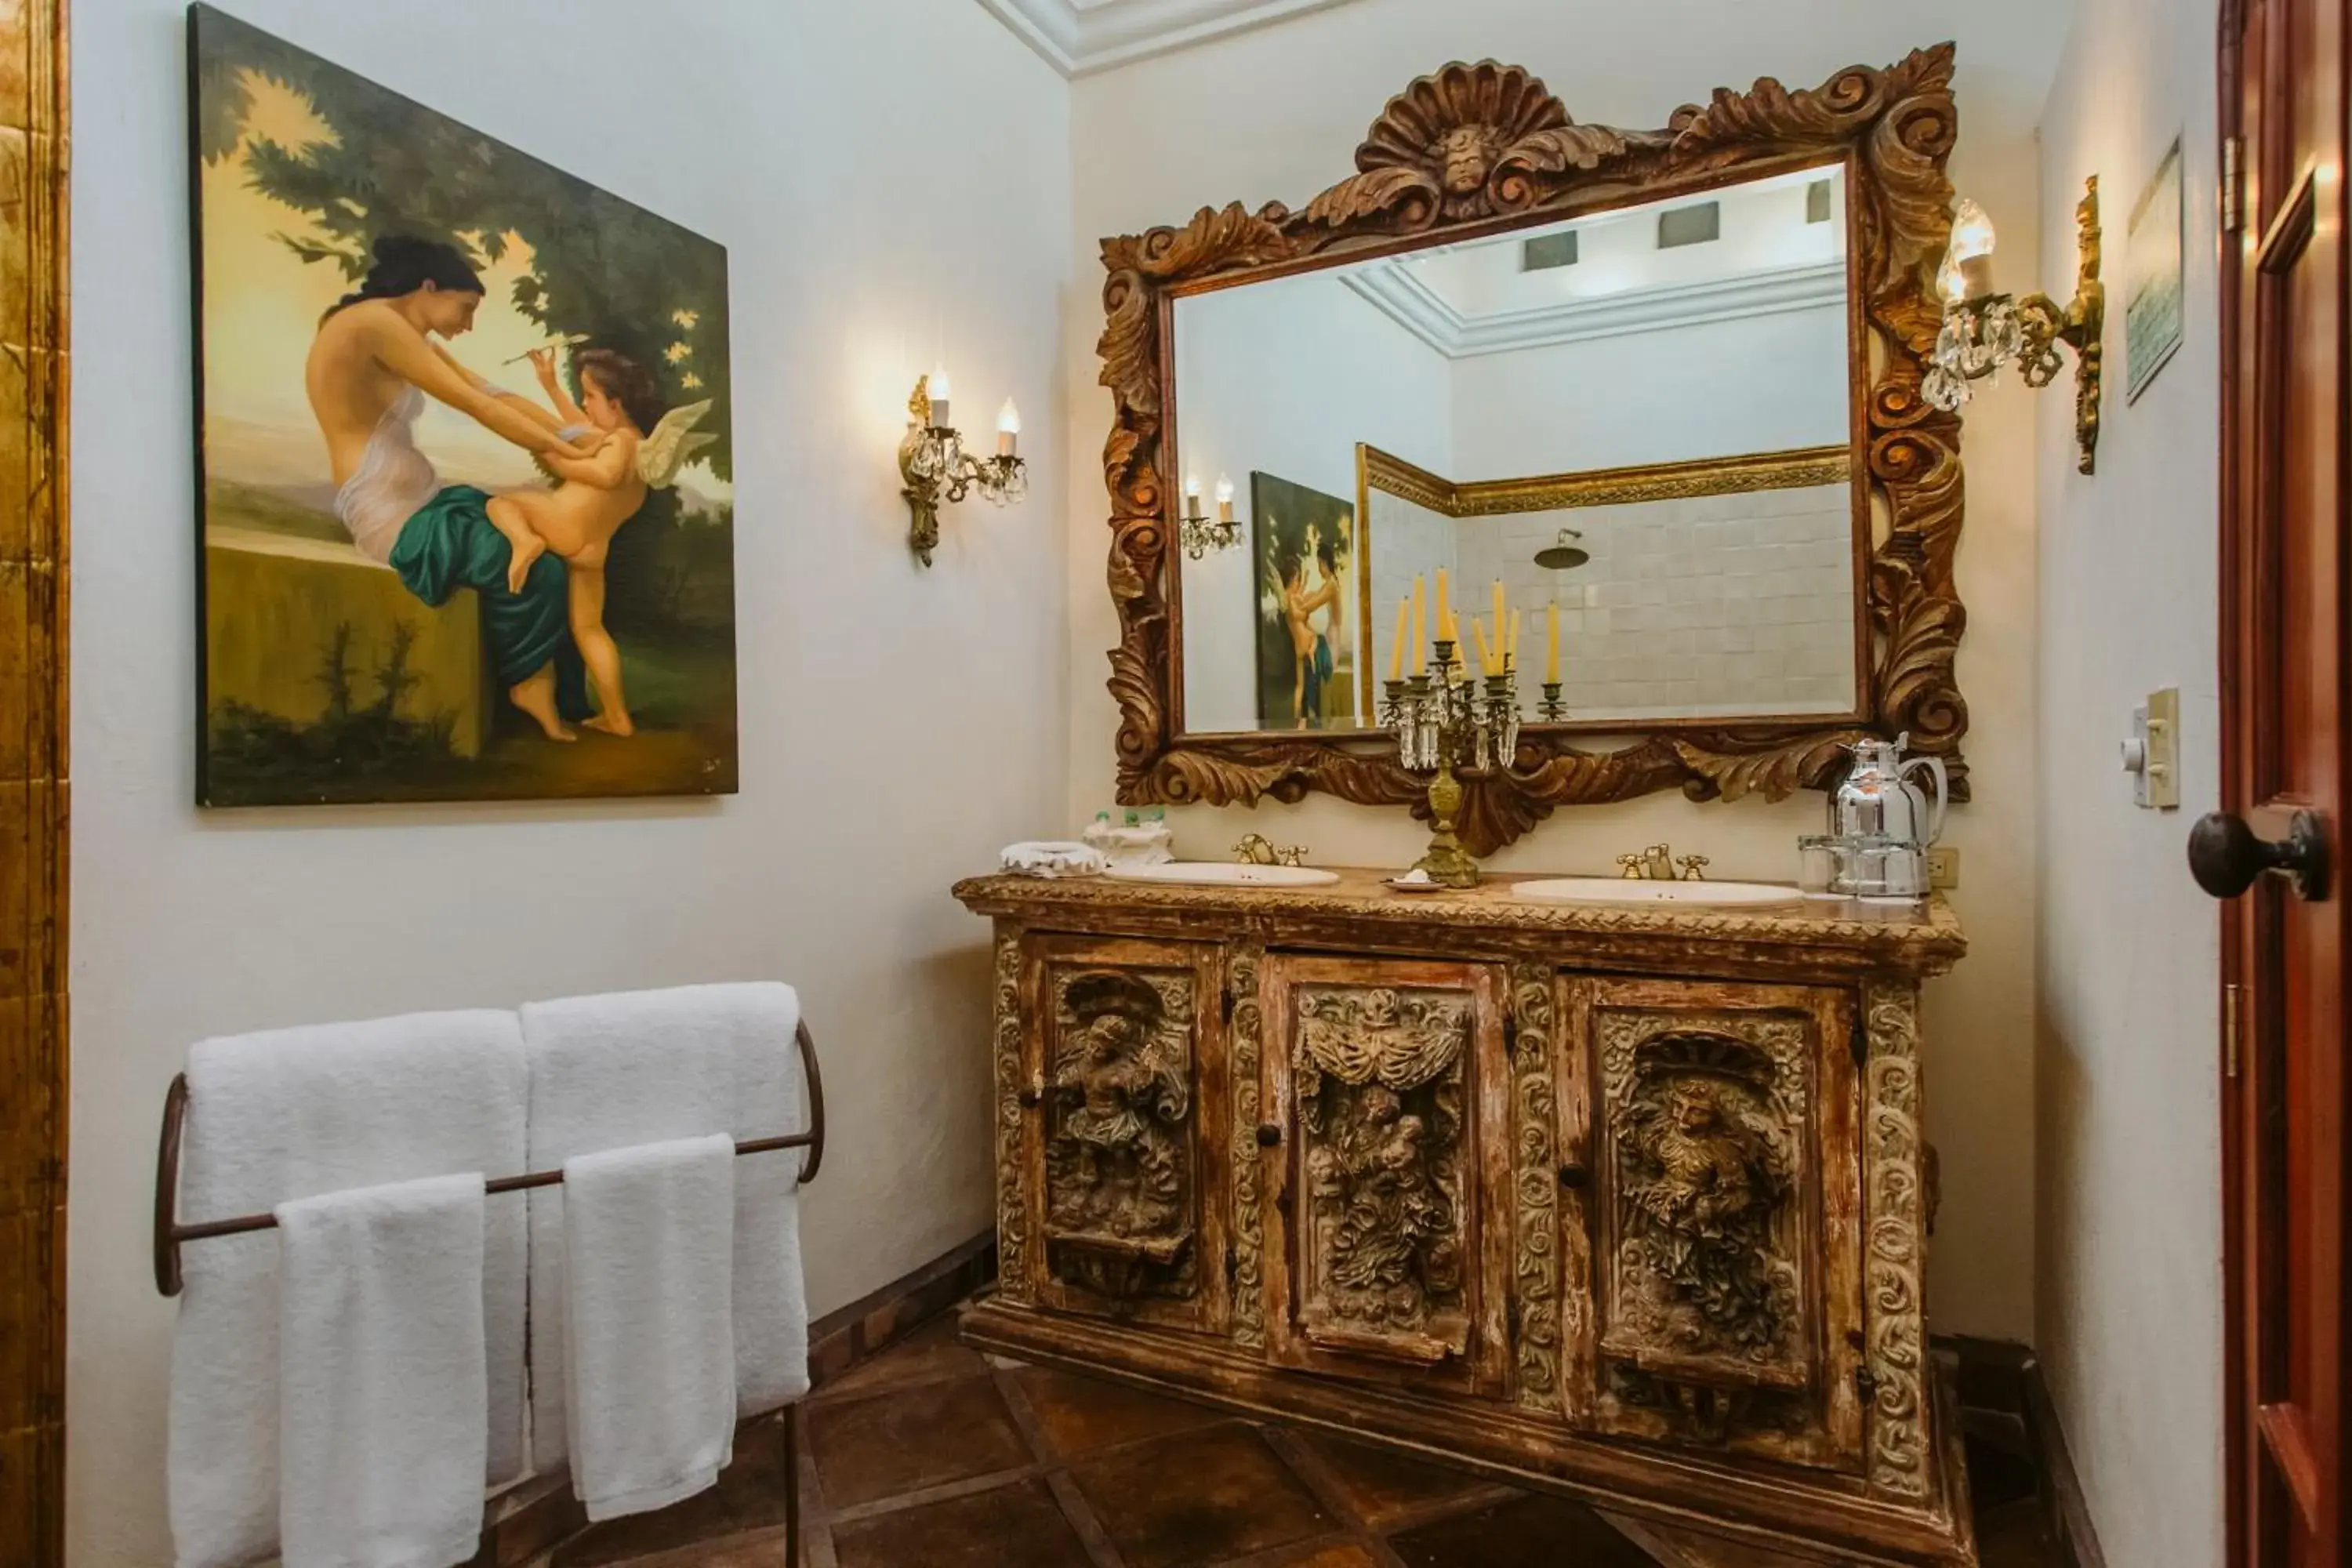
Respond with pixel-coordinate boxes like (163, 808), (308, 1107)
(1021, 935), (1228, 1334)
(1258, 955), (1512, 1396)
(1558, 976), (1864, 1474)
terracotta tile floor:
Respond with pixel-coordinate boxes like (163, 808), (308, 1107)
(554, 1316), (2064, 1568)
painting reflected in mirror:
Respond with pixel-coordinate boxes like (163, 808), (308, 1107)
(1248, 474), (1359, 731)
(1172, 165), (1860, 737)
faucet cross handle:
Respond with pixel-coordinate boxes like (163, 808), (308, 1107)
(1676, 855), (1711, 882)
(1275, 845), (1308, 868)
(1617, 854), (1645, 880)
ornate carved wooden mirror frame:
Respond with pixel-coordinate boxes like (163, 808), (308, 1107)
(1096, 47), (1969, 854)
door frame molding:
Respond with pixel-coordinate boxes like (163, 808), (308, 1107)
(0, 0), (70, 1559)
(2215, 4), (2250, 1563)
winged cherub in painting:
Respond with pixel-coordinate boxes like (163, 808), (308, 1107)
(475, 345), (717, 739)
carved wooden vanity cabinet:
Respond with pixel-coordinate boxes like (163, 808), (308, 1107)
(954, 872), (1973, 1565)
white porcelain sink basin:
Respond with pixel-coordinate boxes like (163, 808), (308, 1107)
(1515, 877), (1804, 909)
(1105, 862), (1341, 888)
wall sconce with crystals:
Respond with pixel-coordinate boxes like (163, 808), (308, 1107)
(898, 368), (1028, 566)
(1923, 180), (2107, 474)
(1179, 472), (1243, 560)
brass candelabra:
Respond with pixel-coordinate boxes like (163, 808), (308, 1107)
(1381, 641), (1523, 887)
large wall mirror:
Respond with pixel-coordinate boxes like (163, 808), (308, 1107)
(1098, 53), (1969, 851)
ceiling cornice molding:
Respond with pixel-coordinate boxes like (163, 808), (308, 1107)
(975, 0), (1370, 78)
(1340, 260), (1851, 360)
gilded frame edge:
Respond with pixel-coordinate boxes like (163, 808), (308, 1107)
(1097, 49), (1970, 855)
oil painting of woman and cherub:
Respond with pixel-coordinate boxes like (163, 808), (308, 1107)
(191, 5), (738, 806)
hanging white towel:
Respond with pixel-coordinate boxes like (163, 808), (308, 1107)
(524, 983), (808, 1472)
(561, 1135), (739, 1520)
(168, 1011), (528, 1568)
(276, 1174), (489, 1568)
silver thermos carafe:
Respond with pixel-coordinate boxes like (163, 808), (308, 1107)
(1829, 735), (1947, 895)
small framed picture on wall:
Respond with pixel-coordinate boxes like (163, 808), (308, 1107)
(2125, 136), (2186, 404)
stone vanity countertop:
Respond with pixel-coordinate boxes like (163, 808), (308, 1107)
(953, 868), (1966, 977)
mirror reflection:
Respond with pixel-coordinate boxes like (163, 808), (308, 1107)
(1171, 165), (1861, 735)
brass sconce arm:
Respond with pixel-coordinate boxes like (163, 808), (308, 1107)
(1926, 176), (2107, 474)
(900, 375), (1028, 567)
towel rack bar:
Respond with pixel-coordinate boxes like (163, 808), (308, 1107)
(154, 1017), (828, 1298)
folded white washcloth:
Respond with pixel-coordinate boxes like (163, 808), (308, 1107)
(276, 1174), (489, 1568)
(169, 1011), (528, 1568)
(561, 1135), (739, 1520)
(524, 983), (808, 1473)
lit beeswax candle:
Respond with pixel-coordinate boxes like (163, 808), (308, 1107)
(1388, 597), (1410, 682)
(1546, 601), (1561, 684)
(1492, 579), (1506, 653)
(1472, 617), (1494, 678)
(1435, 570), (1451, 645)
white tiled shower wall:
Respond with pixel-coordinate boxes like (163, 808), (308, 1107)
(1448, 481), (1857, 720)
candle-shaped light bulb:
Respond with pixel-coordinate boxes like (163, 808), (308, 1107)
(927, 365), (953, 429)
(996, 398), (1021, 458)
(1944, 197), (1998, 301)
(1214, 474), (1236, 524)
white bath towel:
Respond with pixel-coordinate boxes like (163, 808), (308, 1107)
(276, 1174), (489, 1568)
(167, 1011), (528, 1568)
(524, 983), (808, 1472)
(561, 1135), (739, 1520)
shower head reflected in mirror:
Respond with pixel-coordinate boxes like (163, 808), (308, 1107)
(1534, 528), (1589, 571)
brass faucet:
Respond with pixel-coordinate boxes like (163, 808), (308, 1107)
(1617, 845), (1710, 881)
(1235, 833), (1309, 868)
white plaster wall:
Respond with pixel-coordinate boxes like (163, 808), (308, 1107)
(67, 2), (1071, 1563)
(1448, 305), (1852, 480)
(2032, 0), (2224, 1560)
(1174, 273), (1450, 731)
(1066, 0), (2049, 1339)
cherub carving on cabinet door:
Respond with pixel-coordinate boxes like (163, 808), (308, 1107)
(1045, 971), (1197, 1302)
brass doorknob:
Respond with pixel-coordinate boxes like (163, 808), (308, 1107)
(2189, 810), (2329, 901)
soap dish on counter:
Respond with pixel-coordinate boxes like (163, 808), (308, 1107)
(1383, 873), (1448, 895)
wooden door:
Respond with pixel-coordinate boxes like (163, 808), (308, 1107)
(2205, 0), (2349, 1559)
(1558, 976), (1865, 1475)
(1258, 955), (1512, 1395)
(1018, 934), (1229, 1334)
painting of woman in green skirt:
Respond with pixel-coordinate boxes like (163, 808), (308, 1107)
(192, 5), (736, 805)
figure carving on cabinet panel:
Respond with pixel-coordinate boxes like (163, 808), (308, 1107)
(1620, 1073), (1790, 1355)
(1294, 988), (1472, 1352)
(1046, 970), (1198, 1302)
(1597, 1021), (1812, 1448)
